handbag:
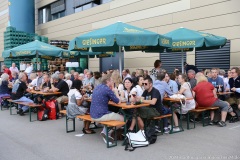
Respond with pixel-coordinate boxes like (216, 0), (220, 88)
(125, 130), (149, 150)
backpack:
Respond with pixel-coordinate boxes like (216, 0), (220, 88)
(145, 126), (157, 144)
(125, 130), (149, 151)
(38, 106), (49, 121)
(43, 99), (59, 120)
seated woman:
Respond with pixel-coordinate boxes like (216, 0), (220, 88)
(0, 73), (11, 108)
(120, 77), (137, 132)
(67, 80), (95, 134)
(193, 75), (237, 127)
(172, 74), (196, 131)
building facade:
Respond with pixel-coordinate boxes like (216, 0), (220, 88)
(1, 0), (240, 72)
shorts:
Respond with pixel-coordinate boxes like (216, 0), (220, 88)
(92, 112), (123, 122)
(226, 97), (240, 106)
(211, 99), (229, 112)
(137, 107), (160, 119)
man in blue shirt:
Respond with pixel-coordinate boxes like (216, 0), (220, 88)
(90, 74), (124, 144)
(164, 73), (178, 94)
(208, 68), (225, 92)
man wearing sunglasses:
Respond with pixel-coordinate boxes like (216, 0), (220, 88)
(137, 77), (162, 130)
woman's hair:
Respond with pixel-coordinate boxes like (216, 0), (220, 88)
(196, 75), (208, 84)
(136, 75), (143, 85)
(71, 80), (82, 91)
(0, 73), (9, 85)
(169, 74), (176, 81)
(123, 77), (134, 91)
(94, 71), (101, 79)
(204, 69), (210, 77)
(178, 73), (188, 82)
(65, 73), (71, 80)
(111, 70), (122, 85)
(29, 73), (37, 80)
(154, 60), (161, 68)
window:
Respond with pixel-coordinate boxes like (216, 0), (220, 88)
(38, 6), (52, 24)
(101, 0), (112, 4)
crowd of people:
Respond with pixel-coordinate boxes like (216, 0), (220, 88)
(0, 60), (240, 144)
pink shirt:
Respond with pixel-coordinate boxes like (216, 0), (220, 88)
(9, 67), (19, 74)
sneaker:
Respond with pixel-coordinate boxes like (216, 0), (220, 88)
(100, 132), (114, 143)
(155, 127), (161, 133)
(190, 118), (201, 123)
(218, 121), (226, 127)
(229, 116), (238, 123)
(209, 120), (214, 125)
(168, 125), (172, 130)
(173, 127), (181, 132)
(164, 128), (170, 134)
(17, 109), (23, 115)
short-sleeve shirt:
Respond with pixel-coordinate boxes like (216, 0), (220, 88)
(0, 81), (10, 94)
(134, 85), (144, 97)
(142, 87), (162, 113)
(56, 79), (69, 96)
(90, 84), (119, 119)
(68, 89), (82, 104)
(181, 82), (193, 98)
(11, 81), (28, 100)
(193, 81), (217, 107)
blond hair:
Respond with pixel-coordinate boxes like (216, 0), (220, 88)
(111, 70), (122, 86)
(196, 75), (208, 84)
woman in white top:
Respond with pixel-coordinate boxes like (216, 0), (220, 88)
(67, 80), (95, 134)
(173, 74), (196, 131)
(120, 77), (137, 132)
(111, 70), (124, 94)
(134, 75), (144, 97)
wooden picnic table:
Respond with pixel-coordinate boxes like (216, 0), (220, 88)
(217, 92), (233, 95)
(28, 90), (62, 96)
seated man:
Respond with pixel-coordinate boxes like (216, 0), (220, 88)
(90, 74), (124, 144)
(12, 73), (33, 115)
(137, 77), (162, 130)
(227, 67), (240, 110)
(50, 74), (69, 114)
(208, 68), (225, 92)
(164, 73), (178, 94)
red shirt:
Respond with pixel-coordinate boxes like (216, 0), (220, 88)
(4, 68), (12, 80)
(193, 81), (217, 108)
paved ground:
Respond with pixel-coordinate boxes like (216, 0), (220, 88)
(0, 108), (240, 160)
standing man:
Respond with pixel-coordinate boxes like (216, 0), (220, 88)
(50, 74), (69, 115)
(11, 73), (33, 115)
(90, 74), (123, 144)
(9, 63), (19, 75)
(2, 65), (12, 80)
(187, 69), (197, 89)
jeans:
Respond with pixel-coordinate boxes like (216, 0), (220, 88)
(162, 106), (172, 128)
(13, 96), (33, 112)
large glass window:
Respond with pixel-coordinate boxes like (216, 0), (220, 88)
(101, 0), (112, 4)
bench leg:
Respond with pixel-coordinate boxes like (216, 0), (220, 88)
(66, 116), (75, 133)
(105, 126), (117, 148)
(29, 107), (38, 122)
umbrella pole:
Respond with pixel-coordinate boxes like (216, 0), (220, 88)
(181, 49), (184, 73)
(119, 46), (122, 77)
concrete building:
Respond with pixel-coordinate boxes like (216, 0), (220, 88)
(1, 0), (240, 72)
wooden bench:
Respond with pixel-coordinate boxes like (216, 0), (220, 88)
(77, 114), (125, 148)
(148, 114), (173, 134)
(186, 106), (219, 129)
(0, 96), (11, 110)
(7, 99), (42, 122)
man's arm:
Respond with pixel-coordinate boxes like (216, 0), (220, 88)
(142, 98), (157, 105)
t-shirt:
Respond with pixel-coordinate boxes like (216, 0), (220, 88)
(68, 89), (82, 104)
(42, 82), (51, 89)
(30, 78), (37, 86)
(134, 85), (144, 97)
(0, 81), (10, 94)
(56, 79), (69, 96)
(11, 81), (27, 100)
(4, 68), (12, 80)
(142, 87), (162, 113)
(181, 82), (193, 98)
(193, 81), (217, 107)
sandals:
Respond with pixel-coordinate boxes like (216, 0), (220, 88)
(82, 128), (96, 134)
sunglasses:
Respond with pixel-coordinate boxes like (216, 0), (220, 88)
(143, 83), (148, 86)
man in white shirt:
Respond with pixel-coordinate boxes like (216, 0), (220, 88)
(24, 63), (33, 77)
(122, 69), (131, 81)
(9, 63), (19, 75)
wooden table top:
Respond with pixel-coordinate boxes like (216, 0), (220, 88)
(163, 97), (193, 102)
(217, 92), (233, 95)
(28, 90), (62, 96)
(86, 99), (150, 109)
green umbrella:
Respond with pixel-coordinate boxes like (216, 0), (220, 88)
(164, 27), (227, 73)
(69, 21), (171, 74)
(2, 40), (68, 58)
